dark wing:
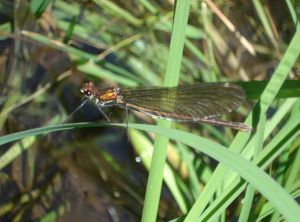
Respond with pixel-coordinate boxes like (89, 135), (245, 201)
(118, 83), (246, 121)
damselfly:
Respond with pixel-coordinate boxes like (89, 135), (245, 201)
(68, 81), (252, 131)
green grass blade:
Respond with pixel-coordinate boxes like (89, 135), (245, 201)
(92, 0), (142, 26)
(238, 114), (265, 222)
(130, 124), (300, 222)
(183, 27), (300, 221)
(285, 0), (300, 28)
(129, 129), (187, 213)
(141, 1), (191, 221)
(238, 80), (300, 99)
(1, 122), (299, 221)
(30, 0), (52, 17)
(252, 0), (277, 45)
(197, 105), (300, 221)
(0, 122), (101, 146)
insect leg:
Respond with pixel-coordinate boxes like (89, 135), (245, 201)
(96, 104), (110, 122)
(64, 99), (88, 123)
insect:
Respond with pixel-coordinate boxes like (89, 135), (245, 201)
(68, 80), (252, 131)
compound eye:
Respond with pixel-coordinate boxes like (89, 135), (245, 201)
(85, 90), (91, 96)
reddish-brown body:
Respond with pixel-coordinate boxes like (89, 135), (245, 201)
(76, 80), (252, 131)
(97, 88), (117, 102)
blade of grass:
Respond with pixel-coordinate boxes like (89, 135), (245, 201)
(285, 0), (300, 28)
(141, 1), (191, 221)
(77, 62), (137, 86)
(92, 0), (142, 26)
(183, 27), (300, 221)
(239, 80), (300, 99)
(284, 142), (300, 191)
(0, 122), (299, 221)
(0, 136), (36, 170)
(129, 124), (300, 222)
(177, 142), (201, 199)
(252, 0), (277, 46)
(129, 129), (187, 213)
(0, 122), (102, 146)
(30, 0), (52, 18)
(197, 106), (300, 221)
(238, 114), (266, 222)
(21, 31), (138, 86)
(138, 0), (158, 14)
(257, 142), (300, 220)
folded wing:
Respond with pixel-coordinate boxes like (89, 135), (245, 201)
(119, 83), (245, 121)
